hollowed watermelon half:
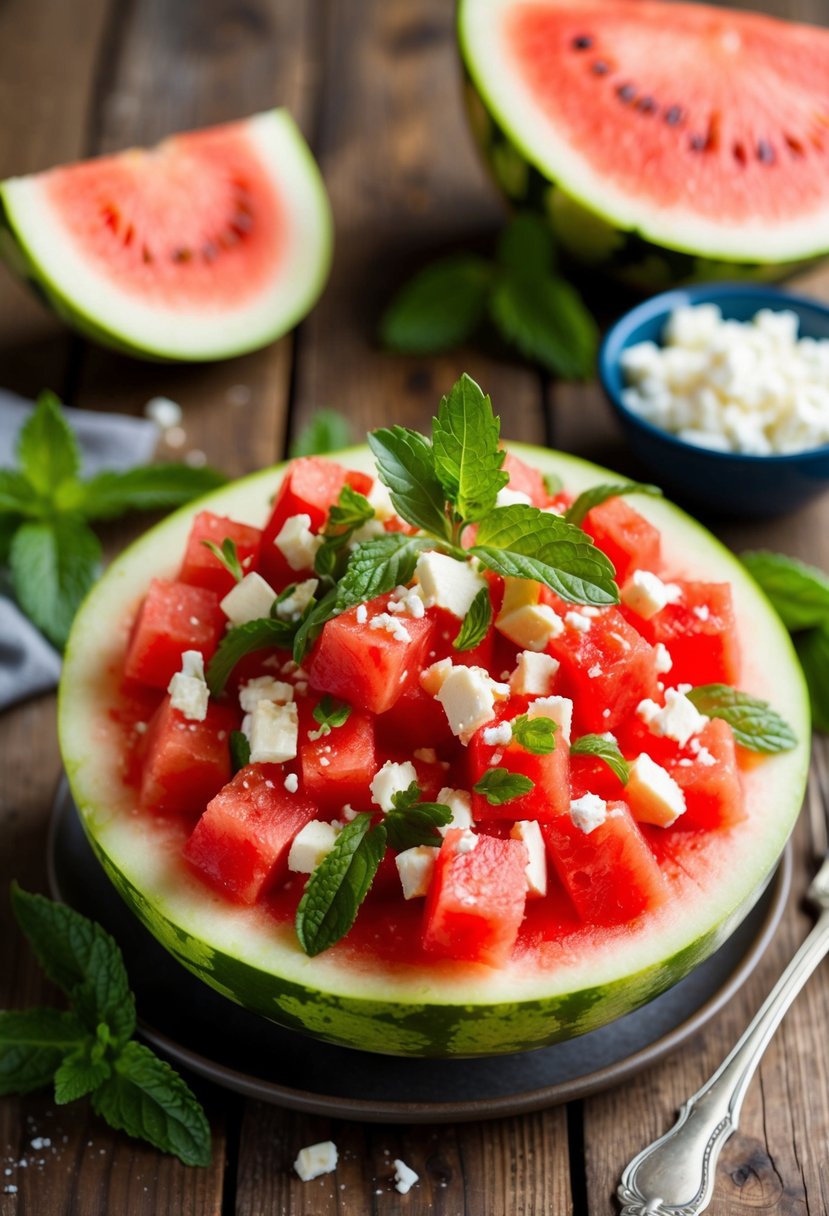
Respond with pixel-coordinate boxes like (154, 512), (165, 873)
(459, 0), (829, 288)
(0, 109), (332, 361)
(58, 445), (809, 1057)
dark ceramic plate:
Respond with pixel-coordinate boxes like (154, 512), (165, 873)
(48, 780), (790, 1123)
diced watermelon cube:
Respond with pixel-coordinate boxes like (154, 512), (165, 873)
(178, 511), (263, 597)
(300, 712), (377, 811)
(502, 451), (548, 505)
(666, 719), (745, 830)
(541, 802), (667, 925)
(124, 579), (225, 690)
(183, 764), (318, 903)
(376, 681), (456, 753)
(582, 498), (661, 582)
(427, 606), (496, 672)
(637, 581), (740, 687)
(543, 599), (659, 734)
(422, 829), (528, 967)
(138, 698), (237, 818)
(468, 703), (570, 821)
(258, 457), (372, 586)
(569, 752), (626, 802)
(308, 598), (436, 715)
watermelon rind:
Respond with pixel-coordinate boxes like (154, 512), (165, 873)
(458, 0), (829, 288)
(0, 109), (333, 362)
(58, 445), (810, 1057)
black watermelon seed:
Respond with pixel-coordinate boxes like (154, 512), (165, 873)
(616, 83), (636, 103)
(757, 140), (776, 164)
(591, 60), (609, 75)
(689, 134), (706, 151)
(572, 35), (593, 50)
(172, 247), (192, 263)
(665, 105), (683, 125)
(637, 96), (656, 114)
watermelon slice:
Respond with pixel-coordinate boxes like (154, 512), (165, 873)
(459, 0), (829, 286)
(0, 109), (332, 360)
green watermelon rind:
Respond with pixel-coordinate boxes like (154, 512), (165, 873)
(457, 0), (829, 288)
(58, 444), (810, 1057)
(0, 109), (333, 362)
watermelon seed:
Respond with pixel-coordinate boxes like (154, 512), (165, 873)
(757, 140), (775, 164)
(637, 96), (656, 115)
(123, 224), (134, 247)
(232, 211), (253, 235)
(142, 245), (153, 264)
(784, 134), (805, 157)
(590, 60), (609, 75)
(571, 35), (593, 50)
(202, 242), (218, 262)
(733, 142), (747, 166)
(172, 247), (192, 263)
(664, 106), (683, 126)
(689, 134), (707, 152)
(616, 83), (636, 104)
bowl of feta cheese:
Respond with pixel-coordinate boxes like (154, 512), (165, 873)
(599, 284), (829, 517)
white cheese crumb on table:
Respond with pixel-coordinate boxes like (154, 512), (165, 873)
(294, 1140), (338, 1181)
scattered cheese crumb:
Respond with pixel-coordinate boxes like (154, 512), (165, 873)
(565, 610), (592, 633)
(238, 677), (294, 714)
(394, 1159), (420, 1194)
(570, 793), (608, 834)
(370, 760), (418, 812)
(284, 773), (299, 794)
(637, 688), (708, 747)
(167, 650), (208, 721)
(396, 846), (439, 899)
(294, 1140), (338, 1181)
(369, 612), (412, 643)
(509, 651), (560, 696)
(621, 570), (682, 620)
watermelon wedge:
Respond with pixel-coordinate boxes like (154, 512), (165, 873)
(459, 0), (829, 287)
(0, 109), (332, 360)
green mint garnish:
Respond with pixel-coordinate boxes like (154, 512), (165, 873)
(206, 617), (295, 697)
(570, 734), (631, 784)
(289, 409), (353, 458)
(510, 714), (557, 756)
(367, 426), (452, 541)
(543, 471), (563, 497)
(684, 685), (797, 753)
(379, 256), (492, 355)
(334, 533), (436, 612)
(312, 695), (352, 735)
(796, 626), (829, 734)
(314, 485), (375, 579)
(564, 482), (663, 529)
(385, 782), (453, 851)
(431, 373), (508, 525)
(201, 536), (244, 583)
(3, 886), (211, 1165)
(1, 391), (224, 648)
(741, 550), (829, 633)
(229, 730), (251, 773)
(473, 768), (534, 805)
(453, 585), (493, 652)
(295, 814), (387, 957)
(292, 586), (339, 665)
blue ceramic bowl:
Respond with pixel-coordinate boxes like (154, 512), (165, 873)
(599, 283), (829, 517)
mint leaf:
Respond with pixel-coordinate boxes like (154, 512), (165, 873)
(544, 471), (563, 497)
(9, 516), (101, 648)
(0, 469), (39, 516)
(453, 585), (492, 651)
(11, 885), (136, 1047)
(315, 485), (375, 579)
(473, 768), (534, 805)
(295, 814), (387, 956)
(312, 695), (352, 735)
(65, 464), (225, 520)
(385, 797), (452, 851)
(16, 390), (80, 495)
(0, 1008), (87, 1096)
(292, 586), (339, 665)
(496, 213), (556, 278)
(742, 551), (829, 632)
(380, 256), (491, 354)
(511, 714), (557, 755)
(206, 617), (294, 697)
(335, 533), (434, 612)
(489, 272), (597, 380)
(431, 373), (508, 522)
(54, 1040), (112, 1104)
(796, 626), (829, 733)
(685, 685), (797, 753)
(229, 730), (251, 774)
(290, 410), (352, 458)
(565, 482), (662, 529)
(471, 505), (618, 606)
(367, 427), (451, 539)
(92, 1040), (212, 1167)
(202, 537), (243, 583)
(570, 734), (631, 784)
(0, 515), (20, 564)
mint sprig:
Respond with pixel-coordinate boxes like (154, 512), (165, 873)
(570, 734), (631, 785)
(295, 815), (387, 957)
(1, 392), (224, 648)
(229, 730), (251, 773)
(565, 482), (663, 529)
(314, 485), (375, 579)
(432, 374), (508, 523)
(685, 685), (797, 753)
(368, 426), (452, 540)
(335, 533), (435, 611)
(379, 256), (492, 354)
(289, 409), (353, 458)
(473, 768), (534, 805)
(312, 695), (352, 735)
(2, 886), (211, 1165)
(385, 783), (453, 851)
(453, 586), (492, 651)
(201, 536), (243, 583)
(796, 626), (829, 734)
(742, 550), (829, 633)
(206, 616), (294, 696)
(510, 714), (557, 756)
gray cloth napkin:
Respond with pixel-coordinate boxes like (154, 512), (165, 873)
(0, 391), (160, 710)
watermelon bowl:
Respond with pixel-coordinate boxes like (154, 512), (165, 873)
(57, 442), (810, 1059)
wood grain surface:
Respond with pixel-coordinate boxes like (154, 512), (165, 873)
(1, 0), (828, 1212)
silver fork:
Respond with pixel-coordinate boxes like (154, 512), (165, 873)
(617, 738), (829, 1216)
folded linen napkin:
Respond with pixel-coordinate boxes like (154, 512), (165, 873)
(0, 390), (159, 710)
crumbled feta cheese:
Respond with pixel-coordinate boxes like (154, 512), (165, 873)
(495, 487), (532, 507)
(273, 578), (318, 621)
(288, 820), (341, 873)
(527, 694), (573, 743)
(284, 773), (299, 793)
(653, 642), (673, 674)
(238, 677), (294, 713)
(436, 665), (508, 744)
(356, 603), (368, 624)
(436, 786), (474, 834)
(693, 604), (710, 622)
(509, 650), (560, 696)
(273, 513), (323, 571)
(387, 585), (426, 619)
(247, 700), (299, 763)
(393, 1159), (420, 1195)
(369, 612), (412, 643)
(167, 650), (208, 721)
(414, 551), (486, 618)
(420, 657), (453, 696)
(483, 720), (513, 747)
(396, 846), (439, 899)
(570, 793), (608, 834)
(511, 819), (547, 897)
(626, 753), (686, 827)
(565, 610), (592, 633)
(621, 570), (682, 620)
(497, 603), (563, 651)
(294, 1140), (338, 1181)
(637, 688), (708, 747)
(370, 760), (418, 812)
(220, 571), (278, 625)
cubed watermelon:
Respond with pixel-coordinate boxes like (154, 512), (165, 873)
(666, 718), (745, 830)
(300, 711), (377, 811)
(138, 698), (237, 818)
(468, 703), (570, 821)
(582, 498), (661, 582)
(178, 511), (263, 597)
(637, 581), (740, 687)
(124, 579), (225, 690)
(183, 764), (318, 903)
(376, 681), (456, 752)
(502, 451), (548, 505)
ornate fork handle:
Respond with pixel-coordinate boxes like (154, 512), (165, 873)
(618, 905), (829, 1216)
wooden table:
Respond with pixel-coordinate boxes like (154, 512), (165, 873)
(2, 0), (828, 1211)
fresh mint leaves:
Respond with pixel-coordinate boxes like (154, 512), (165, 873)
(2, 887), (211, 1165)
(202, 536), (244, 583)
(570, 734), (631, 784)
(289, 409), (353, 458)
(295, 815), (387, 957)
(453, 586), (492, 651)
(685, 685), (797, 753)
(314, 485), (375, 579)
(796, 627), (829, 733)
(1, 392), (224, 648)
(510, 714), (557, 756)
(565, 482), (662, 529)
(206, 617), (294, 696)
(432, 374), (508, 523)
(229, 730), (251, 773)
(334, 534), (434, 612)
(312, 695), (352, 735)
(379, 213), (597, 379)
(368, 426), (452, 540)
(385, 784), (452, 851)
(473, 768), (534, 805)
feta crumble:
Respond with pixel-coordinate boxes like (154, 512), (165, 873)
(294, 1140), (338, 1181)
(393, 1158), (420, 1194)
